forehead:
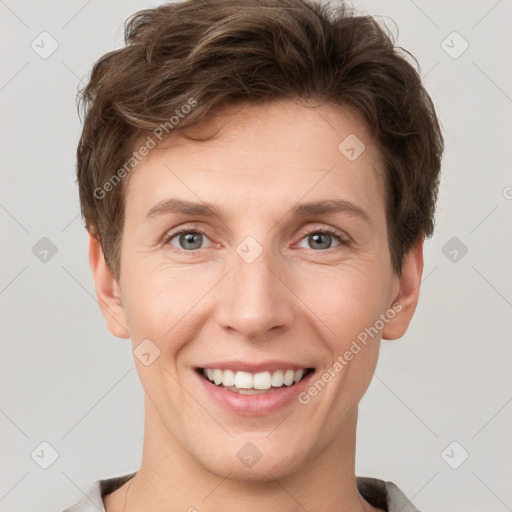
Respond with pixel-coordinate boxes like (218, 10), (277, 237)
(124, 100), (385, 223)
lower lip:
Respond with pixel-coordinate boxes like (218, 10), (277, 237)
(195, 369), (315, 416)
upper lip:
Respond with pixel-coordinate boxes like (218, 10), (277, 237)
(196, 360), (315, 373)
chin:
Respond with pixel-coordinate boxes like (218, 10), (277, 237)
(206, 456), (302, 483)
(192, 436), (310, 482)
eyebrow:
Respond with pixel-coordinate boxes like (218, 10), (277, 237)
(145, 198), (370, 223)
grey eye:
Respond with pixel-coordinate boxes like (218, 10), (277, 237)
(308, 233), (333, 250)
(297, 231), (342, 250)
(169, 231), (207, 250)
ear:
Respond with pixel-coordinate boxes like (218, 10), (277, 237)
(382, 237), (424, 340)
(88, 232), (130, 339)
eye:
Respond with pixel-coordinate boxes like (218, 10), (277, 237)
(164, 227), (348, 252)
(297, 228), (347, 251)
(165, 229), (211, 251)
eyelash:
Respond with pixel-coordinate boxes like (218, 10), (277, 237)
(163, 226), (349, 252)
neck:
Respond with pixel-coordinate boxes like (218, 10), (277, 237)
(123, 396), (373, 512)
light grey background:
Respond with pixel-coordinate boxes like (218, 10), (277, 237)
(1, 1), (511, 511)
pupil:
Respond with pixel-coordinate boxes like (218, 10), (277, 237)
(181, 233), (202, 250)
(310, 233), (331, 250)
(178, 233), (331, 251)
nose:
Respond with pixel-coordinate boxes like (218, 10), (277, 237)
(214, 245), (295, 340)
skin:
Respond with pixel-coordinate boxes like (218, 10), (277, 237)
(90, 99), (423, 512)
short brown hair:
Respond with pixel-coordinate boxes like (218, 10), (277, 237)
(76, 0), (443, 278)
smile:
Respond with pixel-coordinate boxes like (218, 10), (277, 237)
(199, 367), (314, 394)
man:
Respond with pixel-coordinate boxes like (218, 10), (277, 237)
(64, 0), (443, 510)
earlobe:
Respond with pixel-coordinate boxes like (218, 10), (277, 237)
(88, 232), (130, 339)
(382, 238), (424, 340)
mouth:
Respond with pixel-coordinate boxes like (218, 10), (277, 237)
(195, 367), (315, 395)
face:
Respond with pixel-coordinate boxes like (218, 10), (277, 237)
(91, 99), (422, 481)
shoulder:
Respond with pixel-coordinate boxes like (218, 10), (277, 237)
(356, 476), (423, 512)
(61, 472), (136, 512)
(62, 472), (420, 512)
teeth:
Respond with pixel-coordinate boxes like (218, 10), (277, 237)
(283, 369), (295, 386)
(293, 369), (304, 383)
(222, 369), (235, 386)
(271, 370), (284, 387)
(202, 367), (310, 389)
(234, 371), (253, 389)
(213, 369), (223, 385)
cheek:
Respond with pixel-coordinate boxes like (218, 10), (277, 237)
(119, 238), (393, 355)
(292, 262), (392, 348)
(120, 258), (218, 346)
